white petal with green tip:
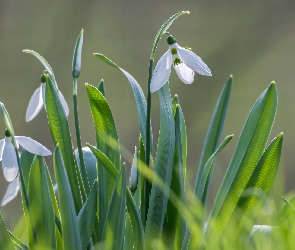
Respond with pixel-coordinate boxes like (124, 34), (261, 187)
(15, 136), (51, 156)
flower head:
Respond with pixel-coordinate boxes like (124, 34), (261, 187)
(150, 35), (211, 93)
(0, 129), (52, 206)
(26, 72), (69, 122)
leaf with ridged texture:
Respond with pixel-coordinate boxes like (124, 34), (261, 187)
(86, 83), (120, 239)
(145, 83), (175, 243)
(54, 145), (82, 250)
(77, 180), (98, 250)
(164, 104), (186, 249)
(195, 76), (232, 205)
(94, 53), (152, 154)
(28, 156), (56, 249)
(0, 212), (13, 249)
(45, 74), (82, 213)
(87, 143), (144, 249)
(207, 82), (278, 242)
(101, 164), (126, 250)
(232, 133), (283, 236)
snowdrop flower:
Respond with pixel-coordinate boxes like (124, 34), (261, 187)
(150, 35), (212, 93)
(0, 129), (52, 206)
(26, 72), (69, 122)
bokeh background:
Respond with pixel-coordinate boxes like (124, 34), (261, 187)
(1, 0), (295, 228)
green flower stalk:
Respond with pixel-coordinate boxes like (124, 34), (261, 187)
(72, 29), (90, 194)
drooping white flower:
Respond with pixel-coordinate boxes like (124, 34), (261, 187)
(0, 131), (51, 206)
(26, 75), (69, 122)
(150, 35), (212, 93)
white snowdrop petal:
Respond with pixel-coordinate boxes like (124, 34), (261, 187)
(26, 85), (44, 122)
(1, 175), (20, 206)
(150, 51), (172, 93)
(15, 136), (51, 156)
(176, 44), (212, 76)
(0, 139), (5, 161)
(2, 138), (18, 182)
(58, 90), (69, 117)
(173, 62), (195, 84)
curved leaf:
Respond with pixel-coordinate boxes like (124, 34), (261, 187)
(93, 54), (151, 154)
(208, 82), (278, 240)
(0, 212), (13, 249)
(232, 133), (283, 235)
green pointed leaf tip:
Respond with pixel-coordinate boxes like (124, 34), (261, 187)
(72, 29), (84, 78)
(93, 53), (119, 68)
(0, 102), (15, 138)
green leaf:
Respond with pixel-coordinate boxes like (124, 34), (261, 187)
(101, 164), (126, 250)
(93, 54), (152, 153)
(0, 212), (13, 249)
(145, 83), (175, 242)
(195, 76), (232, 205)
(86, 83), (120, 238)
(164, 103), (187, 249)
(28, 156), (56, 249)
(150, 11), (190, 59)
(87, 144), (144, 249)
(275, 195), (295, 230)
(72, 29), (84, 79)
(20, 149), (35, 186)
(208, 82), (278, 240)
(9, 232), (28, 250)
(77, 180), (98, 249)
(45, 74), (82, 213)
(232, 133), (283, 235)
(53, 145), (82, 250)
(97, 79), (106, 97)
(195, 135), (234, 202)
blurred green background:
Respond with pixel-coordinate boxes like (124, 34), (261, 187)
(1, 0), (295, 228)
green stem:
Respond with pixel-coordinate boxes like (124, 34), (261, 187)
(73, 77), (90, 195)
(15, 148), (37, 243)
(144, 58), (153, 227)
